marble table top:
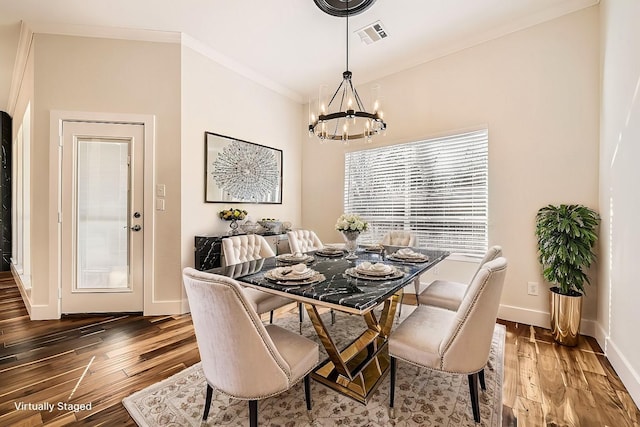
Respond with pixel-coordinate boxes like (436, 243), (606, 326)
(207, 247), (449, 314)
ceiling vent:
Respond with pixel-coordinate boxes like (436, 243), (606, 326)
(355, 21), (388, 45)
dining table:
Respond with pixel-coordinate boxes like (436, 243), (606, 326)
(206, 245), (449, 404)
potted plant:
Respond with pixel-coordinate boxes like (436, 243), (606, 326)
(535, 204), (599, 346)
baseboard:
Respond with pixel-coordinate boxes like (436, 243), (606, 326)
(605, 336), (640, 409)
(498, 303), (597, 338)
(11, 266), (32, 316)
(594, 321), (608, 351)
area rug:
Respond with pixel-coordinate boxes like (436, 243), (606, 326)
(123, 308), (504, 426)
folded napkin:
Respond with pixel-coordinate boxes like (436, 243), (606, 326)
(290, 263), (310, 275)
(395, 248), (425, 259)
(357, 262), (393, 274)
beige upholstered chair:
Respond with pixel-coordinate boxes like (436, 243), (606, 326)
(287, 229), (324, 253)
(183, 268), (319, 426)
(222, 235), (292, 324)
(418, 245), (502, 310)
(381, 230), (417, 247)
(388, 257), (507, 423)
(286, 229), (335, 325)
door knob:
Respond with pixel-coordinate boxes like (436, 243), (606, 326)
(131, 225), (142, 231)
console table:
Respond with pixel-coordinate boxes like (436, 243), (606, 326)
(194, 232), (290, 270)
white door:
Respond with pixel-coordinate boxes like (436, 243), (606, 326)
(60, 121), (144, 313)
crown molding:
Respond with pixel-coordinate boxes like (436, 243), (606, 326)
(180, 33), (302, 103)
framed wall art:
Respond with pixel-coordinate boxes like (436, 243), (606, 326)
(205, 132), (283, 204)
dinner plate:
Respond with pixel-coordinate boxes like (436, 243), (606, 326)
(276, 254), (315, 263)
(345, 267), (405, 281)
(315, 250), (344, 257)
(264, 271), (326, 286)
(266, 266), (315, 280)
(387, 254), (429, 263)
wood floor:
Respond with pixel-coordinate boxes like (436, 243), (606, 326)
(1, 274), (639, 426)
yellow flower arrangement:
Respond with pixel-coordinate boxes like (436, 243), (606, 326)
(218, 208), (248, 221)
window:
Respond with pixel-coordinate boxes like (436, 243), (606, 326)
(344, 129), (488, 256)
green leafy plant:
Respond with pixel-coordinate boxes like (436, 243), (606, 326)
(535, 204), (599, 295)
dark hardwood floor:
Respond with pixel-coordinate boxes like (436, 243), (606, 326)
(1, 273), (638, 426)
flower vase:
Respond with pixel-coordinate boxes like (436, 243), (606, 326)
(342, 230), (360, 260)
(228, 219), (239, 235)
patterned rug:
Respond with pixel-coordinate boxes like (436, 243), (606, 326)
(123, 307), (505, 426)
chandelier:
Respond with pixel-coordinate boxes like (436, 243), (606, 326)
(309, 0), (387, 142)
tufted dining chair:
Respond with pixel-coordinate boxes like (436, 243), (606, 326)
(222, 235), (293, 324)
(388, 257), (507, 423)
(380, 230), (417, 317)
(418, 246), (502, 311)
(381, 230), (417, 247)
(287, 229), (324, 253)
(286, 229), (336, 326)
(183, 268), (319, 426)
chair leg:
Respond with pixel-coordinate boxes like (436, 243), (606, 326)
(397, 293), (404, 318)
(468, 372), (481, 423)
(249, 400), (258, 427)
(304, 374), (312, 411)
(270, 310), (274, 324)
(479, 368), (486, 391)
(389, 356), (396, 418)
(203, 384), (213, 420)
(299, 303), (304, 334)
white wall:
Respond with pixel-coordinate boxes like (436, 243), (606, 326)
(12, 34), (183, 317)
(180, 45), (303, 274)
(302, 7), (601, 330)
(599, 0), (640, 408)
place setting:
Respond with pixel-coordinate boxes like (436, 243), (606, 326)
(345, 261), (405, 281)
(314, 245), (345, 258)
(386, 247), (430, 263)
(275, 251), (315, 264)
(264, 263), (325, 286)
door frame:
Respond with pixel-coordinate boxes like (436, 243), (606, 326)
(49, 111), (155, 318)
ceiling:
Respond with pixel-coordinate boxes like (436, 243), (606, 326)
(0, 0), (598, 111)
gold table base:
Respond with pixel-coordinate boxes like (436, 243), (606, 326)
(305, 290), (402, 404)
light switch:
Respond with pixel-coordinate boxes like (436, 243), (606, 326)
(156, 199), (165, 211)
(156, 184), (166, 197)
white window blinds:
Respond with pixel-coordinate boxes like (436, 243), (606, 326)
(344, 129), (488, 256)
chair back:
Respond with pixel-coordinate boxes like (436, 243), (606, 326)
(182, 268), (291, 398)
(439, 257), (507, 373)
(222, 235), (276, 266)
(461, 245), (503, 299)
(381, 230), (416, 247)
(287, 229), (324, 253)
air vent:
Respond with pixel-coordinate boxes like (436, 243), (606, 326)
(355, 21), (388, 45)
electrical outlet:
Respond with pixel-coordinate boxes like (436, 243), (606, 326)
(527, 282), (539, 296)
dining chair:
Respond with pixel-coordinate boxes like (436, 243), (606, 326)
(222, 235), (293, 324)
(286, 229), (336, 326)
(287, 229), (324, 253)
(182, 268), (319, 426)
(418, 245), (502, 310)
(381, 230), (417, 247)
(380, 230), (417, 317)
(388, 257), (507, 423)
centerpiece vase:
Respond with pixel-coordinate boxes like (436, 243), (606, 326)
(228, 219), (239, 235)
(342, 230), (360, 260)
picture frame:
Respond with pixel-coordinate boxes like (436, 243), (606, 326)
(205, 132), (283, 204)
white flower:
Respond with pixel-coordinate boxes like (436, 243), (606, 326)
(335, 213), (369, 232)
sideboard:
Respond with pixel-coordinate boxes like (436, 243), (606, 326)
(194, 232), (290, 271)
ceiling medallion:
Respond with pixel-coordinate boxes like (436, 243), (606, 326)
(313, 0), (377, 17)
(309, 0), (387, 143)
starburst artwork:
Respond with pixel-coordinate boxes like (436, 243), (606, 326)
(206, 133), (282, 203)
